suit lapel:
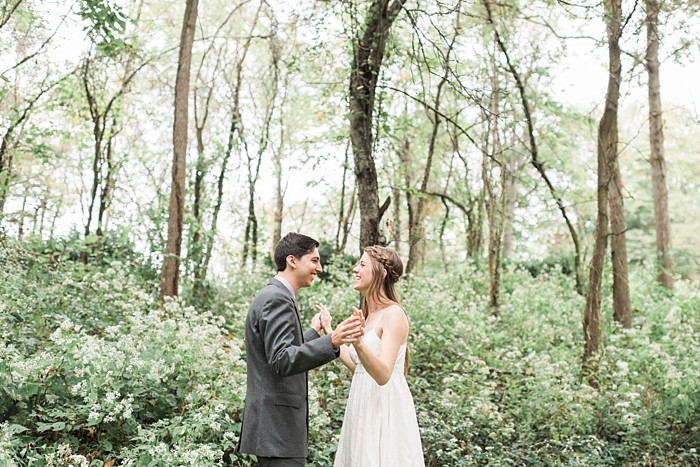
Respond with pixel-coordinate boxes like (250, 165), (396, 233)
(268, 279), (311, 436)
(269, 278), (303, 340)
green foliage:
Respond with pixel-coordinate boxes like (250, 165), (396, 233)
(78, 0), (131, 55)
(24, 230), (160, 286)
(304, 261), (699, 466)
(1, 242), (698, 465)
(509, 254), (577, 279)
(0, 242), (247, 465)
(316, 240), (359, 285)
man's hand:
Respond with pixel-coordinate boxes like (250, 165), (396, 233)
(311, 312), (322, 334)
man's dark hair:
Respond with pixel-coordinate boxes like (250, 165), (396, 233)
(274, 232), (319, 271)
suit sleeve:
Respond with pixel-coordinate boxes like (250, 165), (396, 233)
(304, 328), (320, 342)
(260, 294), (338, 377)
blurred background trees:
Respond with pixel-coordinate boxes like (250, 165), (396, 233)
(1, 0), (699, 406)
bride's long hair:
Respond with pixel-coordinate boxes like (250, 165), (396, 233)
(360, 246), (410, 375)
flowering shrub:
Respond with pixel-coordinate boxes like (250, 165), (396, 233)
(1, 242), (698, 465)
(0, 244), (248, 465)
(303, 260), (699, 466)
(399, 264), (698, 466)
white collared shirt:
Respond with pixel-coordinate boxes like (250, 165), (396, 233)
(274, 275), (296, 300)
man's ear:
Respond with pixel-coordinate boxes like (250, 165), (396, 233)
(286, 254), (297, 270)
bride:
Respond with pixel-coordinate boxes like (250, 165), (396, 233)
(318, 245), (425, 467)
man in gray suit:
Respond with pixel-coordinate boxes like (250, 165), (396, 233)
(238, 232), (362, 466)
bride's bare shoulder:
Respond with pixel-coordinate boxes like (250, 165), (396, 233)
(381, 304), (408, 325)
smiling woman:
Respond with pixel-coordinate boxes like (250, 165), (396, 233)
(318, 245), (425, 467)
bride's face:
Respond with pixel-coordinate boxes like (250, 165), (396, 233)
(352, 253), (375, 294)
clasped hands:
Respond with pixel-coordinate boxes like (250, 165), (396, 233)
(312, 304), (365, 348)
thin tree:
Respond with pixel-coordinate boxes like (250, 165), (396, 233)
(189, 36), (227, 290)
(645, 0), (673, 289)
(483, 0), (585, 295)
(0, 75), (58, 217)
(159, 0), (199, 300)
(607, 7), (632, 329)
(335, 141), (356, 255)
(404, 7), (460, 273)
(0, 0), (23, 30)
(451, 124), (485, 258)
(194, 2), (260, 294)
(582, 0), (622, 387)
(242, 28), (279, 267)
(188, 0), (251, 289)
(482, 45), (508, 316)
(81, 52), (144, 240)
(270, 69), (287, 257)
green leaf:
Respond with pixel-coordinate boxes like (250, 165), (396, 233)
(84, 234), (100, 244)
(51, 421), (66, 431)
(7, 424), (30, 434)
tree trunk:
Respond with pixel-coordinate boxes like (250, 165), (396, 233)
(438, 197), (450, 266)
(645, 0), (673, 290)
(244, 15), (278, 267)
(502, 162), (518, 260)
(582, 0), (622, 387)
(17, 194), (27, 239)
(447, 127), (483, 258)
(0, 74), (55, 218)
(81, 49), (143, 256)
(0, 145), (13, 217)
(335, 142), (352, 254)
(50, 196), (62, 239)
(242, 101), (272, 268)
(406, 22), (457, 272)
(190, 124), (205, 283)
(269, 86), (287, 255)
(482, 53), (505, 316)
(438, 150), (457, 266)
(609, 150), (632, 328)
(339, 182), (357, 256)
(391, 179), (401, 249)
(159, 0), (199, 300)
(606, 0), (631, 329)
(189, 47), (216, 297)
(349, 0), (405, 251)
(96, 115), (119, 237)
(582, 148), (608, 389)
(398, 135), (415, 254)
(82, 57), (104, 241)
(200, 108), (237, 291)
(271, 135), (284, 258)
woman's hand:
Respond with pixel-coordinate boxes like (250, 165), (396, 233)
(330, 314), (364, 349)
(349, 306), (366, 347)
(315, 303), (333, 334)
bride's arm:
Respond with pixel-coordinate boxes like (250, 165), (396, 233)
(352, 306), (407, 386)
(338, 345), (356, 372)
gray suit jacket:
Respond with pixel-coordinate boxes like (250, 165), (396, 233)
(238, 278), (338, 458)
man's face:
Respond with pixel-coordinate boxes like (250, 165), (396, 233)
(292, 247), (323, 289)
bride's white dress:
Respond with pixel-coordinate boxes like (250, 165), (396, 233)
(334, 329), (425, 467)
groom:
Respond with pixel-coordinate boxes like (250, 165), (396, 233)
(237, 232), (361, 466)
